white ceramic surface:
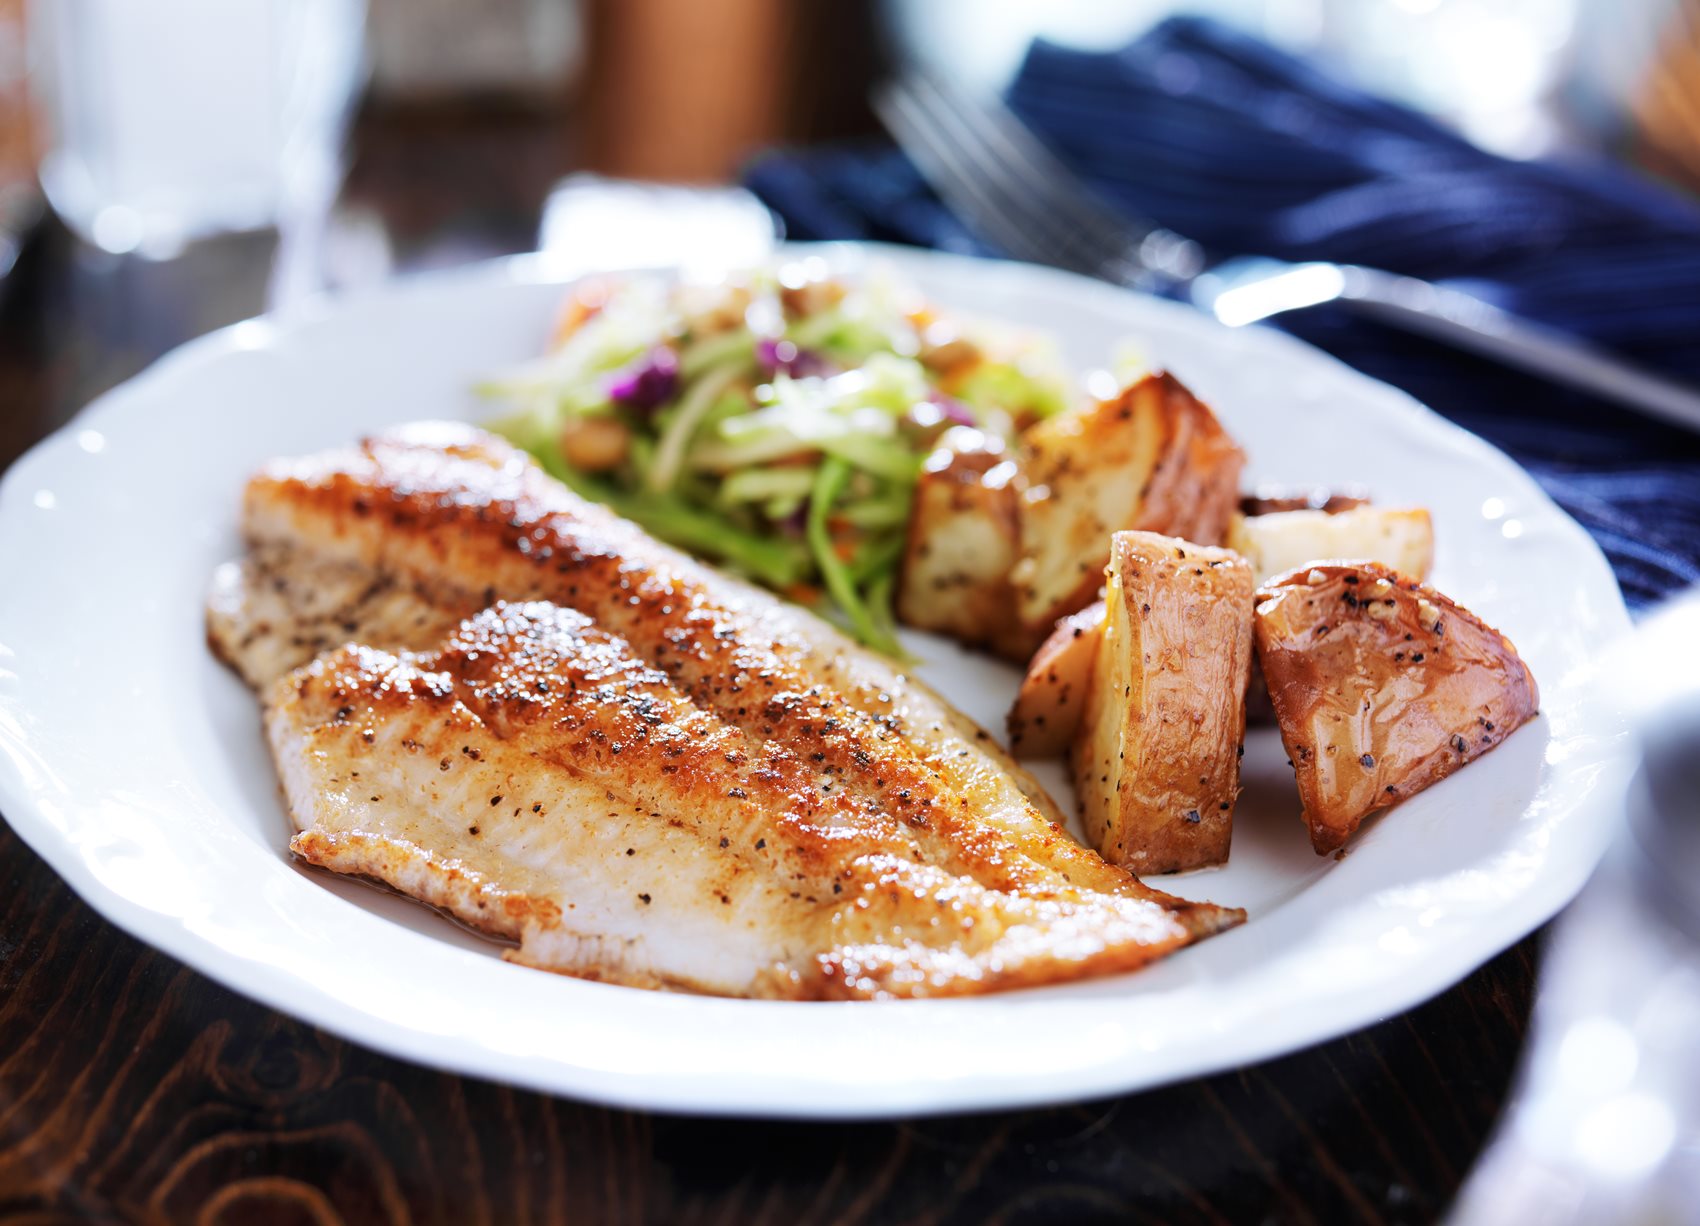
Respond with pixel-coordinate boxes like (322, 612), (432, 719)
(0, 245), (1634, 1118)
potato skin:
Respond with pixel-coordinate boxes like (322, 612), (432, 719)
(1134, 376), (1246, 551)
(894, 435), (1030, 659)
(1229, 504), (1434, 728)
(1254, 562), (1540, 855)
(1012, 373), (1244, 639)
(1008, 605), (1103, 758)
(1071, 532), (1255, 875)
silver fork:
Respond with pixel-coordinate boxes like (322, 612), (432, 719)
(874, 71), (1700, 437)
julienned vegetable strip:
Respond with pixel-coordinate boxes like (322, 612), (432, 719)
(543, 457), (810, 589)
(865, 568), (900, 653)
(807, 457), (901, 656)
(679, 328), (754, 380)
(719, 466), (817, 508)
(624, 492), (811, 588)
(849, 531), (906, 585)
(647, 363), (746, 495)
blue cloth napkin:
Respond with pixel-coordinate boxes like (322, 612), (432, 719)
(745, 16), (1700, 610)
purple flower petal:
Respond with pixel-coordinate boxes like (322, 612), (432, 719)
(606, 346), (680, 413)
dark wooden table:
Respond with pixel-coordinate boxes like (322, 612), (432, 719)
(0, 108), (1541, 1225)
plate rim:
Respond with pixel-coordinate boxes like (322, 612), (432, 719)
(0, 243), (1634, 1118)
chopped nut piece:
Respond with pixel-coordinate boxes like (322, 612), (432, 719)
(778, 272), (846, 319)
(918, 325), (981, 374)
(559, 415), (631, 473)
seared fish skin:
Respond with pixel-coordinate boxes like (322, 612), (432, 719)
(223, 423), (1242, 998)
(207, 542), (474, 690)
(274, 602), (1233, 998)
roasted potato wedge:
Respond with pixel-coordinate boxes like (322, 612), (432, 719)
(894, 431), (1029, 658)
(1008, 606), (1102, 757)
(1072, 532), (1255, 874)
(1254, 561), (1540, 855)
(1227, 505), (1434, 586)
(1012, 373), (1245, 639)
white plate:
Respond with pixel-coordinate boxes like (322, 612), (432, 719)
(0, 245), (1634, 1118)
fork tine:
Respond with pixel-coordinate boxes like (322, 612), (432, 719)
(916, 72), (1137, 253)
(878, 72), (1207, 286)
(873, 81), (1093, 272)
(880, 76), (1122, 275)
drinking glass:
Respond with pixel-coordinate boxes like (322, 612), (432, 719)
(28, 0), (365, 258)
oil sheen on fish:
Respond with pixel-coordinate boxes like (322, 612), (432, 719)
(213, 422), (1242, 999)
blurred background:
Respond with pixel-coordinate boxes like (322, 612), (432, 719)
(3, 0), (1700, 448)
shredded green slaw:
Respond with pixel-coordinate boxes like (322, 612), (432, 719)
(480, 261), (1071, 655)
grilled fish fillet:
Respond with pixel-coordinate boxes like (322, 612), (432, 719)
(216, 423), (1242, 999)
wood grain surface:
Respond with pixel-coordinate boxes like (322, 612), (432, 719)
(0, 824), (1537, 1226)
(0, 104), (1541, 1225)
